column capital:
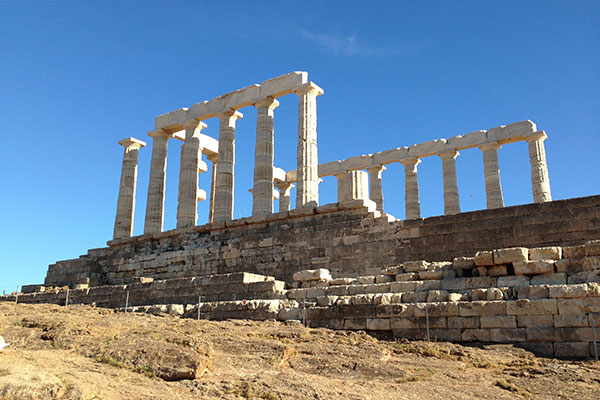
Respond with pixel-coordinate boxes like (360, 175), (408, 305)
(217, 109), (244, 121)
(366, 164), (386, 173)
(479, 142), (502, 152)
(524, 130), (548, 143)
(438, 149), (459, 160)
(400, 157), (421, 168)
(183, 119), (208, 130)
(294, 81), (324, 97)
(118, 137), (146, 149)
(275, 181), (294, 191)
(254, 97), (279, 110)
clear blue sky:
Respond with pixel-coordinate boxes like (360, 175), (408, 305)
(1, 1), (598, 294)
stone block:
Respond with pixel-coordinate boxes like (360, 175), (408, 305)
(459, 301), (506, 317)
(585, 239), (600, 256)
(293, 269), (332, 282)
(357, 276), (376, 284)
(486, 288), (504, 301)
(278, 308), (301, 321)
(375, 274), (393, 283)
(326, 285), (349, 296)
(489, 328), (526, 342)
(555, 259), (580, 273)
(471, 289), (487, 301)
(415, 280), (442, 292)
(377, 304), (411, 318)
(476, 267), (488, 276)
(582, 256), (600, 271)
(474, 251), (494, 266)
(560, 328), (594, 342)
(316, 295), (338, 306)
(402, 260), (429, 272)
(427, 290), (449, 302)
(549, 283), (593, 299)
(414, 302), (459, 317)
(466, 277), (497, 289)
(431, 328), (460, 342)
(419, 270), (444, 280)
(493, 247), (528, 264)
(487, 265), (508, 277)
(517, 315), (554, 328)
(440, 278), (466, 291)
(452, 257), (475, 270)
(515, 285), (549, 300)
(513, 260), (554, 275)
(526, 327), (561, 342)
(392, 329), (426, 341)
(557, 298), (600, 314)
(497, 276), (530, 287)
(351, 294), (374, 305)
(391, 317), (421, 329)
(529, 246), (562, 261)
(563, 245), (586, 259)
(395, 273), (418, 281)
(305, 287), (327, 298)
(447, 293), (464, 302)
(462, 329), (490, 342)
(554, 342), (591, 359)
(530, 273), (566, 286)
(343, 318), (367, 330)
(366, 318), (391, 330)
(554, 314), (589, 328)
(480, 315), (516, 329)
(506, 299), (557, 316)
(401, 291), (428, 303)
(448, 316), (479, 329)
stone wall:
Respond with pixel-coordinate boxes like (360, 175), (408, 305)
(42, 195), (600, 287)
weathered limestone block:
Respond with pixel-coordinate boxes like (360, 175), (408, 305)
(440, 278), (467, 291)
(414, 302), (459, 317)
(529, 246), (562, 260)
(506, 299), (557, 316)
(555, 259), (578, 273)
(466, 277), (498, 289)
(415, 280), (442, 292)
(375, 275), (393, 283)
(487, 265), (508, 277)
(459, 301), (506, 316)
(474, 251), (494, 266)
(326, 285), (349, 296)
(391, 317), (421, 329)
(549, 283), (600, 299)
(427, 290), (449, 302)
(568, 270), (600, 284)
(471, 289), (487, 301)
(343, 319), (367, 330)
(390, 281), (420, 292)
(517, 315), (554, 328)
(366, 318), (391, 330)
(493, 247), (528, 264)
(448, 316), (479, 329)
(585, 239), (600, 256)
(448, 293), (464, 302)
(497, 276), (530, 287)
(357, 276), (376, 284)
(481, 315), (516, 329)
(453, 256), (475, 270)
(462, 329), (491, 342)
(316, 295), (338, 306)
(526, 327), (561, 342)
(513, 260), (554, 275)
(554, 342), (591, 359)
(554, 314), (589, 328)
(395, 273), (418, 281)
(486, 288), (504, 301)
(402, 261), (429, 273)
(557, 298), (600, 315)
(516, 285), (549, 300)
(401, 292), (428, 303)
(530, 273), (566, 286)
(582, 256), (600, 271)
(419, 270), (443, 280)
(293, 269), (332, 282)
(560, 328), (594, 342)
(330, 278), (355, 286)
(489, 328), (526, 342)
(476, 267), (488, 276)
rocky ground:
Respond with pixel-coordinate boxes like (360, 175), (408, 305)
(0, 303), (599, 399)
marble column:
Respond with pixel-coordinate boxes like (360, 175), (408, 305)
(275, 182), (294, 212)
(252, 98), (279, 216)
(207, 154), (217, 223)
(366, 165), (386, 212)
(479, 142), (504, 209)
(294, 82), (324, 208)
(335, 171), (368, 201)
(113, 137), (146, 239)
(144, 129), (172, 234)
(176, 120), (208, 228)
(438, 150), (460, 215)
(400, 158), (422, 219)
(213, 110), (243, 222)
(525, 131), (552, 203)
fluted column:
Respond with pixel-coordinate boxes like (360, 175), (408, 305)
(213, 110), (243, 222)
(366, 165), (386, 212)
(334, 171), (368, 201)
(113, 137), (146, 239)
(525, 131), (551, 203)
(479, 142), (504, 209)
(438, 150), (460, 215)
(252, 98), (279, 216)
(176, 120), (208, 228)
(294, 82), (324, 208)
(144, 130), (172, 234)
(275, 182), (294, 212)
(400, 158), (422, 219)
(208, 154), (217, 223)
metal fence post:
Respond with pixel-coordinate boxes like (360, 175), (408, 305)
(591, 313), (598, 362)
(124, 290), (129, 314)
(65, 288), (69, 307)
(425, 307), (431, 343)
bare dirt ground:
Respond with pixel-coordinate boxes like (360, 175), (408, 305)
(0, 303), (598, 399)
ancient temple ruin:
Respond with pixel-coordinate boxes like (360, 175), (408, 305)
(5, 72), (600, 359)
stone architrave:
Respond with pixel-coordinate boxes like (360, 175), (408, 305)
(252, 98), (279, 216)
(113, 137), (146, 239)
(207, 154), (217, 223)
(275, 182), (294, 212)
(213, 110), (243, 222)
(294, 82), (324, 209)
(479, 142), (504, 209)
(400, 157), (422, 219)
(366, 165), (386, 212)
(144, 129), (174, 234)
(438, 150), (460, 215)
(176, 120), (208, 228)
(525, 131), (551, 203)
